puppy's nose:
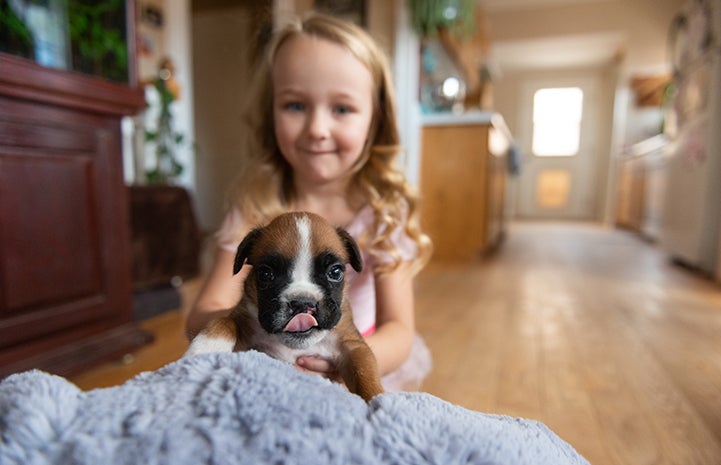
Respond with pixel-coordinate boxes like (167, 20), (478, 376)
(289, 299), (318, 315)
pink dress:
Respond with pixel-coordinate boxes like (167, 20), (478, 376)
(216, 206), (432, 391)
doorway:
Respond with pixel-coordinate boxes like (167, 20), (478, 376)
(515, 75), (602, 220)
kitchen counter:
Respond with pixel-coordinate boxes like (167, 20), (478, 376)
(421, 111), (514, 154)
(421, 110), (496, 126)
(419, 111), (511, 261)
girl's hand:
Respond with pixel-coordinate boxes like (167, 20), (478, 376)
(295, 355), (344, 385)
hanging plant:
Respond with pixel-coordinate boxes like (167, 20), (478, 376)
(408, 0), (476, 39)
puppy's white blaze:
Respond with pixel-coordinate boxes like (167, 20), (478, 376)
(284, 215), (323, 300)
(183, 334), (235, 357)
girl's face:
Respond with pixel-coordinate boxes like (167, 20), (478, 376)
(272, 35), (374, 188)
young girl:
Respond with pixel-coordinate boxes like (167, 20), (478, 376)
(186, 12), (433, 390)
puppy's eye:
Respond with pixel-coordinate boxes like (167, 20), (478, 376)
(257, 265), (275, 283)
(326, 264), (344, 283)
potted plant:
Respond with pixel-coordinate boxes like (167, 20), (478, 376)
(142, 57), (187, 184)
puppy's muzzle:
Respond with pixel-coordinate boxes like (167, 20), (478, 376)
(283, 298), (319, 333)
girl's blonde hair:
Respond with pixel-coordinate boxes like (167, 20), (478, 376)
(229, 12), (432, 275)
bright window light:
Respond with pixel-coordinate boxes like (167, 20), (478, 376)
(532, 87), (583, 157)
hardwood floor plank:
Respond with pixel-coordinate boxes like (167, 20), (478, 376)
(569, 283), (675, 465)
(416, 222), (721, 464)
(539, 313), (612, 465)
(70, 279), (200, 390)
(624, 283), (721, 443)
(493, 296), (544, 420)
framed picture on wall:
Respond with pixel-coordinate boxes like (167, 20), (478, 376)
(136, 0), (166, 83)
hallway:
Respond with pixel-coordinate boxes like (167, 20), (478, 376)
(417, 221), (721, 464)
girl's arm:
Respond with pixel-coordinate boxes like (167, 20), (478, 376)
(364, 262), (415, 375)
(185, 247), (247, 340)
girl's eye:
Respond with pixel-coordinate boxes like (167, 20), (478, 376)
(326, 264), (344, 283)
(284, 101), (305, 112)
(334, 105), (352, 115)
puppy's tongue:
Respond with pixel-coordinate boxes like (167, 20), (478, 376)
(283, 313), (318, 332)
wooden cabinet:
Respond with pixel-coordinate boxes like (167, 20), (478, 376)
(615, 156), (646, 231)
(420, 116), (509, 262)
(130, 185), (201, 289)
(615, 135), (668, 239)
(0, 54), (150, 377)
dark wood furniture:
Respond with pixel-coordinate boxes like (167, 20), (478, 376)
(0, 53), (151, 377)
(129, 185), (202, 290)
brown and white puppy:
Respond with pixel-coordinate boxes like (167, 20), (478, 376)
(183, 211), (384, 402)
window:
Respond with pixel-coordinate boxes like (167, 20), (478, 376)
(532, 87), (583, 157)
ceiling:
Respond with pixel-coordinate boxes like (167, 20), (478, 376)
(479, 0), (618, 12)
(489, 32), (625, 71)
(478, 0), (625, 71)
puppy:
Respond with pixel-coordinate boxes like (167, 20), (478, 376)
(183, 212), (384, 402)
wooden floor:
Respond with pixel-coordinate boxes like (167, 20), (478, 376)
(71, 221), (721, 465)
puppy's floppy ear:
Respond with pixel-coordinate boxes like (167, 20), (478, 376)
(234, 228), (263, 275)
(337, 227), (363, 273)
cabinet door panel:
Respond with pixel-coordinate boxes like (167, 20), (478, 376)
(0, 155), (101, 310)
(421, 125), (489, 261)
(0, 97), (128, 350)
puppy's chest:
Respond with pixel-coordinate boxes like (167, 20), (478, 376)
(250, 330), (341, 364)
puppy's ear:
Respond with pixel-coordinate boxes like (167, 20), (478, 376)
(337, 227), (363, 273)
(234, 228), (262, 275)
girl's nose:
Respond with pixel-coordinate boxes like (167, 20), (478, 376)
(306, 109), (331, 140)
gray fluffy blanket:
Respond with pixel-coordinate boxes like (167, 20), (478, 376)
(0, 351), (588, 465)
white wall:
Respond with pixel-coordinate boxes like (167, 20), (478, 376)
(191, 2), (260, 232)
(163, 0), (195, 191)
(125, 0), (195, 193)
(392, 0), (421, 187)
